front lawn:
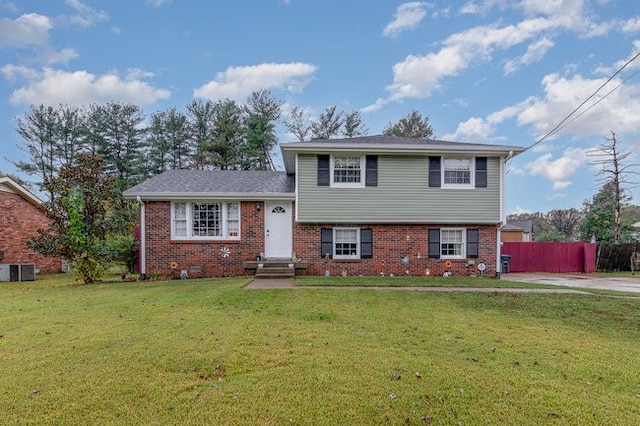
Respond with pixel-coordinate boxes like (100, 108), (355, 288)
(295, 275), (562, 289)
(2, 275), (639, 425)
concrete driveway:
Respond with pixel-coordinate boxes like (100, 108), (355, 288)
(503, 273), (640, 293)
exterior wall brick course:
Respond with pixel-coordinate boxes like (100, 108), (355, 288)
(293, 223), (498, 278)
(0, 191), (60, 274)
(141, 199), (498, 278)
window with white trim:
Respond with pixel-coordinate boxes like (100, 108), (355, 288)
(440, 228), (465, 258)
(334, 227), (360, 259)
(331, 155), (365, 188)
(172, 201), (240, 240)
(443, 158), (473, 188)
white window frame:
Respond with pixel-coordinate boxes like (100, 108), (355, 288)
(171, 201), (241, 240)
(440, 228), (466, 259)
(442, 157), (474, 189)
(334, 227), (360, 259)
(330, 155), (365, 188)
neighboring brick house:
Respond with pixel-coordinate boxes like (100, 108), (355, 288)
(0, 177), (60, 274)
(123, 135), (524, 279)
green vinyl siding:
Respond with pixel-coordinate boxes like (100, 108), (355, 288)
(296, 154), (502, 223)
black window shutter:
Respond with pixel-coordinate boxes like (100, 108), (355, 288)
(365, 155), (378, 187)
(467, 229), (479, 258)
(321, 228), (333, 258)
(317, 155), (330, 186)
(428, 156), (441, 188)
(475, 157), (487, 188)
(361, 229), (373, 258)
(428, 228), (441, 258)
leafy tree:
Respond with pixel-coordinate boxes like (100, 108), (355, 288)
(284, 106), (312, 142)
(89, 102), (146, 188)
(383, 110), (434, 139)
(208, 99), (244, 170)
(311, 106), (343, 140)
(342, 110), (368, 138)
(536, 229), (569, 242)
(546, 208), (583, 241)
(147, 107), (191, 174)
(29, 153), (116, 284)
(243, 114), (277, 170)
(243, 89), (282, 170)
(187, 99), (218, 169)
(579, 181), (635, 243)
(13, 105), (64, 199)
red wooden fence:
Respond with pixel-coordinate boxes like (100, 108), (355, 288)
(502, 242), (597, 273)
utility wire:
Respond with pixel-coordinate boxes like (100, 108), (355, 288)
(554, 67), (640, 134)
(525, 50), (640, 151)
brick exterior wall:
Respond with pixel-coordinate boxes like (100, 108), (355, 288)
(143, 200), (265, 278)
(142, 199), (498, 278)
(0, 191), (60, 274)
(293, 223), (499, 278)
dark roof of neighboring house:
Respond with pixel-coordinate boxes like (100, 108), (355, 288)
(503, 220), (533, 233)
(123, 170), (295, 201)
(279, 134), (526, 173)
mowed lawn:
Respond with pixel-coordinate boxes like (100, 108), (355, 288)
(2, 275), (640, 425)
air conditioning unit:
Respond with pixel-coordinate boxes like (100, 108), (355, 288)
(0, 264), (36, 281)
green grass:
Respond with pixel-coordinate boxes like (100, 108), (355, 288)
(295, 275), (564, 288)
(2, 274), (640, 425)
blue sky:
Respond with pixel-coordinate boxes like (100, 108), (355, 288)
(1, 0), (640, 214)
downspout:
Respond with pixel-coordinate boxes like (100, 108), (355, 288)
(136, 196), (146, 280)
(496, 150), (514, 278)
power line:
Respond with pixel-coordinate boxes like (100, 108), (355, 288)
(525, 50), (640, 151)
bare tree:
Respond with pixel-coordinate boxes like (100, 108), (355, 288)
(587, 131), (638, 244)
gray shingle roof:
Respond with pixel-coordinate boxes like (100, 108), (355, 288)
(123, 170), (294, 200)
(279, 134), (526, 173)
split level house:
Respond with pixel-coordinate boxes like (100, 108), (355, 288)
(123, 135), (525, 279)
(0, 176), (60, 279)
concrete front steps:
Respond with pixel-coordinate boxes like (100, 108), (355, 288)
(242, 259), (308, 278)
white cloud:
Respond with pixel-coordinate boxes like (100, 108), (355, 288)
(193, 62), (318, 101)
(383, 2), (427, 37)
(63, 0), (109, 28)
(148, 0), (171, 7)
(0, 13), (51, 47)
(525, 147), (587, 188)
(377, 17), (559, 105)
(7, 68), (170, 106)
(553, 181), (573, 190)
(443, 117), (494, 142)
(622, 18), (640, 33)
(367, 0), (614, 110)
(517, 72), (640, 139)
(503, 37), (554, 74)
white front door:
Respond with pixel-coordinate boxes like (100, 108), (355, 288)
(264, 201), (292, 259)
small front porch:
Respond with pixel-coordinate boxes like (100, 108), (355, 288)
(242, 259), (308, 278)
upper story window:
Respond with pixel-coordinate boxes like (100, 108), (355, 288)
(429, 156), (487, 189)
(172, 201), (240, 240)
(443, 158), (473, 188)
(332, 155), (364, 188)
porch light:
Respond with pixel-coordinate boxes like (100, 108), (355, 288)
(256, 201), (261, 211)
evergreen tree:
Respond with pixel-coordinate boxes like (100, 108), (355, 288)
(383, 110), (434, 139)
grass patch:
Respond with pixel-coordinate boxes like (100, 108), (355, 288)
(296, 275), (567, 289)
(2, 274), (640, 424)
